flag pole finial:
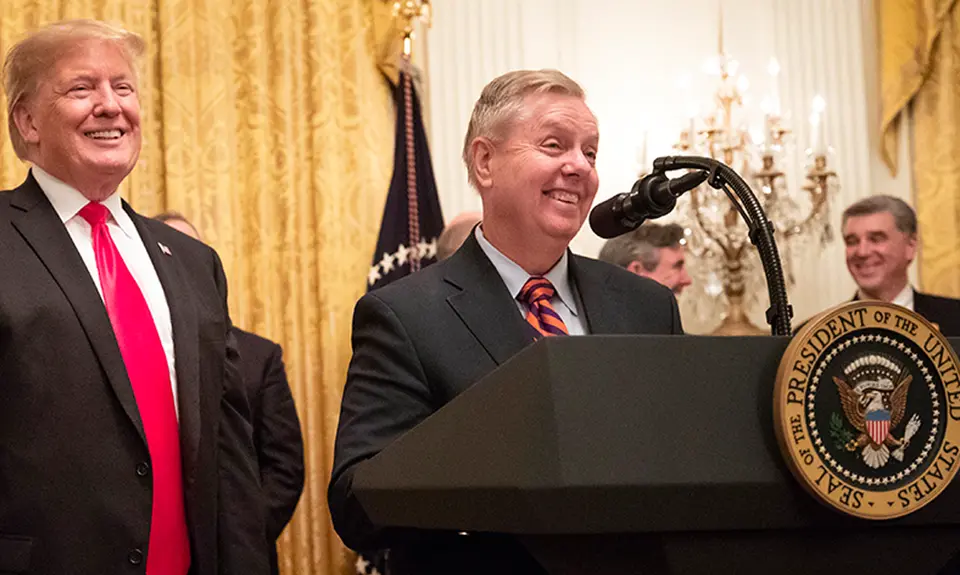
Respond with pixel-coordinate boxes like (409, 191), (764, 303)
(391, 0), (432, 58)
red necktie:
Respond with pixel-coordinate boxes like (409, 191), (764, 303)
(79, 202), (190, 575)
(518, 277), (569, 337)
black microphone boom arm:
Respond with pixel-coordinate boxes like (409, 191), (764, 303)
(652, 155), (793, 336)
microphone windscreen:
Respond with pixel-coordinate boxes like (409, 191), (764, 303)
(589, 196), (633, 239)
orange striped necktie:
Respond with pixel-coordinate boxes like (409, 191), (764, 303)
(518, 277), (569, 337)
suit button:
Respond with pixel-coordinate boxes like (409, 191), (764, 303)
(136, 462), (150, 477)
(128, 548), (143, 565)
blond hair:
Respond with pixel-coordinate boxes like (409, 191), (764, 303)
(461, 69), (586, 187)
(3, 19), (145, 159)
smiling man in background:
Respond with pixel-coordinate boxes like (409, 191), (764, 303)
(597, 222), (692, 295)
(840, 194), (960, 335)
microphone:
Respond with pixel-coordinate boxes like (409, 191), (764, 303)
(589, 170), (709, 239)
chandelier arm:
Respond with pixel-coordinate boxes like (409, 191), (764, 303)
(690, 188), (727, 254)
(653, 155), (793, 336)
(718, 181), (751, 228)
(784, 181), (830, 239)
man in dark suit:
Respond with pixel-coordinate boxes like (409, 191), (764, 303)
(0, 20), (267, 574)
(156, 212), (306, 575)
(840, 195), (960, 335)
(329, 69), (683, 575)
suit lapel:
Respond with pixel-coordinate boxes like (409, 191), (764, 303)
(8, 175), (146, 440)
(443, 234), (533, 366)
(127, 208), (202, 482)
(570, 255), (623, 334)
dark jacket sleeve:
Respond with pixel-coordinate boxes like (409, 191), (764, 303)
(212, 252), (270, 575)
(328, 292), (437, 552)
(254, 343), (305, 540)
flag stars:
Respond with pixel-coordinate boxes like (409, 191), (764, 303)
(369, 237), (440, 287)
(395, 244), (410, 266)
(417, 238), (438, 259)
(379, 252), (396, 274)
(367, 266), (383, 286)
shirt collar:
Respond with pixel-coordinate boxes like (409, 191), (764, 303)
(474, 226), (579, 316)
(856, 283), (914, 310)
(32, 166), (135, 239)
(891, 284), (915, 310)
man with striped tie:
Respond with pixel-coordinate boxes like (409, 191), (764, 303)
(330, 69), (683, 575)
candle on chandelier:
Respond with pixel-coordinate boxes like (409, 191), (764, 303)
(637, 130), (649, 172)
(761, 97), (774, 147)
(809, 95), (827, 153)
(767, 57), (781, 115)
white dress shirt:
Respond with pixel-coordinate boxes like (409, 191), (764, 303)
(33, 166), (179, 417)
(475, 226), (588, 335)
(891, 284), (915, 311)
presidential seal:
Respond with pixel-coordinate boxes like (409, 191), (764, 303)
(774, 301), (960, 519)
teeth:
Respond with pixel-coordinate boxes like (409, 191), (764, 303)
(86, 129), (122, 139)
(547, 190), (578, 204)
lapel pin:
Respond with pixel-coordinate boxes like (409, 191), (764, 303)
(158, 242), (172, 256)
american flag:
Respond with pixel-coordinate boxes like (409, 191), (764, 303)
(367, 66), (444, 292)
(358, 64), (444, 575)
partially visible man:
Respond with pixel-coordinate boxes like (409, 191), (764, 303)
(597, 222), (692, 295)
(436, 210), (482, 260)
(0, 20), (267, 574)
(155, 211), (306, 575)
(841, 194), (960, 335)
(329, 69), (682, 575)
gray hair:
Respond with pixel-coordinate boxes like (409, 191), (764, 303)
(842, 195), (917, 235)
(3, 19), (145, 160)
(461, 69), (586, 188)
(597, 223), (686, 271)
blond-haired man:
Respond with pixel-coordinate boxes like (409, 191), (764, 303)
(330, 69), (681, 574)
(0, 20), (267, 575)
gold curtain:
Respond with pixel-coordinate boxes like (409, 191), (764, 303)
(0, 1), (401, 574)
(880, 0), (960, 297)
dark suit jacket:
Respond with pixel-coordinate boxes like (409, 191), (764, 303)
(0, 174), (268, 575)
(795, 291), (960, 337)
(329, 233), (683, 574)
(233, 328), (304, 575)
(914, 291), (960, 337)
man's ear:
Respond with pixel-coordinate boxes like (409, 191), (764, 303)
(12, 103), (40, 146)
(905, 232), (918, 264)
(470, 137), (496, 189)
(626, 260), (648, 277)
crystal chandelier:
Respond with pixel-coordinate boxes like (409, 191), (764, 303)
(665, 19), (839, 335)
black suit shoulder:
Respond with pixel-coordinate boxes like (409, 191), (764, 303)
(573, 253), (676, 298)
(365, 253), (461, 307)
(915, 291), (960, 337)
(233, 328), (283, 371)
